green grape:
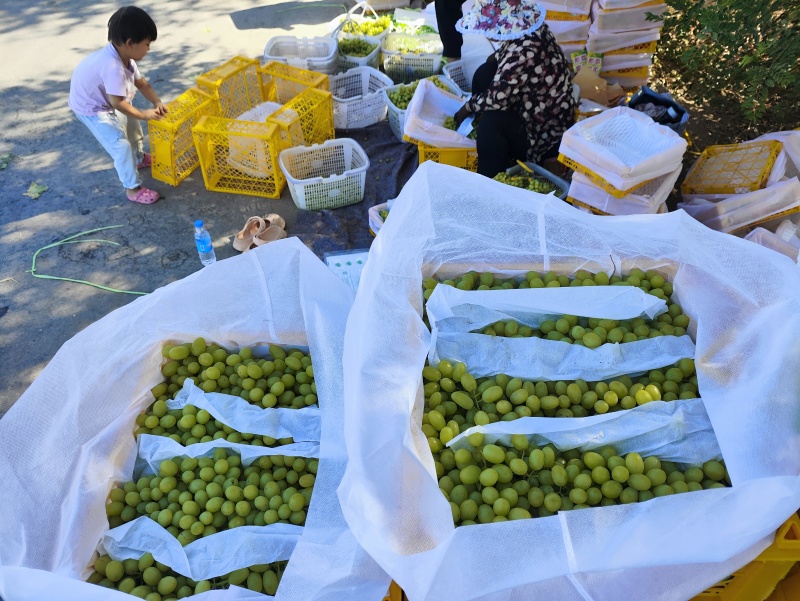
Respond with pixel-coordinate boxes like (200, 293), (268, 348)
(338, 37), (377, 57)
(435, 439), (730, 526)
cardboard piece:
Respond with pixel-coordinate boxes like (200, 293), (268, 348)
(573, 68), (625, 106)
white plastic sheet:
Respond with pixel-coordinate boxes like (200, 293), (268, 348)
(745, 227), (800, 262)
(587, 27), (660, 53)
(559, 107), (687, 191)
(168, 379), (322, 443)
(590, 2), (668, 33)
(0, 238), (389, 600)
(338, 162), (800, 601)
(403, 78), (476, 149)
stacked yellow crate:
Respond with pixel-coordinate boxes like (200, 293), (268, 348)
(541, 0), (593, 62)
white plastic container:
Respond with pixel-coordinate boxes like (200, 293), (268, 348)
(263, 36), (339, 75)
(278, 138), (370, 210)
(330, 66), (393, 130)
(337, 33), (382, 72)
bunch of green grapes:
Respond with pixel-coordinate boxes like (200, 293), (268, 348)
(436, 438), (730, 525)
(134, 404), (294, 448)
(105, 449), (317, 543)
(154, 339), (315, 405)
(342, 15), (391, 36)
(421, 357), (698, 436)
(388, 76), (450, 109)
(338, 38), (377, 57)
(393, 40), (439, 54)
(379, 209), (389, 221)
(493, 172), (557, 194)
(87, 553), (286, 598)
(443, 116), (457, 130)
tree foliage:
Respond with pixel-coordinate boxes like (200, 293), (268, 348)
(657, 0), (800, 122)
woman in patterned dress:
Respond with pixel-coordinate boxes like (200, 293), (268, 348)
(453, 0), (576, 178)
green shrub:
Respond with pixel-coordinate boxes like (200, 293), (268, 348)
(657, 0), (800, 121)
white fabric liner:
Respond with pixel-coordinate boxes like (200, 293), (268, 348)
(0, 238), (390, 601)
(745, 227), (800, 263)
(559, 107), (687, 191)
(102, 519), (302, 582)
(587, 27), (660, 53)
(679, 177), (800, 234)
(569, 166), (681, 215)
(168, 379), (322, 443)
(403, 79), (476, 149)
(338, 162), (800, 601)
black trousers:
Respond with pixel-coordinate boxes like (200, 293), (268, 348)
(471, 59), (529, 178)
(436, 0), (463, 59)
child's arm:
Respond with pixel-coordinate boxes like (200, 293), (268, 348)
(135, 77), (168, 117)
(109, 95), (162, 121)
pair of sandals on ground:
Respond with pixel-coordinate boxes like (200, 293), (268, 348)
(233, 213), (287, 252)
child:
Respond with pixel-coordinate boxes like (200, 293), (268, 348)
(69, 6), (167, 204)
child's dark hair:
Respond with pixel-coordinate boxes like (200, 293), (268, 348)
(108, 6), (157, 45)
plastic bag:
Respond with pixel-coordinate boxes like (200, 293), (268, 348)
(539, 0), (593, 15)
(678, 177), (800, 234)
(338, 162), (800, 601)
(0, 238), (390, 601)
(590, 2), (668, 33)
(403, 79), (476, 149)
(568, 165), (681, 215)
(752, 131), (800, 181)
(587, 27), (660, 53)
(559, 107), (687, 191)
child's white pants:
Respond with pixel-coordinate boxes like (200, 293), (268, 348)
(74, 110), (145, 190)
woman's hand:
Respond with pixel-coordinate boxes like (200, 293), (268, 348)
(454, 104), (470, 126)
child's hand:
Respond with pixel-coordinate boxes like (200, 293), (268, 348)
(143, 108), (164, 121)
(154, 102), (168, 117)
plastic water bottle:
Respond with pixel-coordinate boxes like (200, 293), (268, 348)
(194, 220), (216, 266)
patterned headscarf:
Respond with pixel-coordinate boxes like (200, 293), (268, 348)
(456, 0), (545, 41)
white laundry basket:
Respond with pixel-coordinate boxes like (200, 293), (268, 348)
(263, 36), (339, 75)
(383, 76), (462, 142)
(441, 55), (488, 94)
(278, 138), (370, 210)
(337, 33), (382, 72)
(330, 66), (393, 129)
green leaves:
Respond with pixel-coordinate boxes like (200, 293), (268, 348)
(660, 0), (799, 122)
(23, 182), (48, 199)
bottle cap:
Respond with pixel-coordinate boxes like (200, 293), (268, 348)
(194, 220), (204, 228)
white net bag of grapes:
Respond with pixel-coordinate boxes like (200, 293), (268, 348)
(338, 162), (800, 601)
(403, 79), (476, 149)
(0, 238), (390, 601)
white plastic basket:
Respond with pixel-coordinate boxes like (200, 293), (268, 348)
(381, 33), (443, 84)
(441, 55), (488, 95)
(382, 76), (462, 142)
(337, 34), (382, 72)
(263, 36), (339, 75)
(278, 138), (370, 210)
(330, 66), (393, 130)
(328, 2), (392, 41)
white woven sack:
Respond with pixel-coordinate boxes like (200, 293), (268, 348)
(0, 238), (390, 601)
(546, 18), (592, 42)
(591, 2), (668, 33)
(338, 161), (800, 601)
(744, 227), (800, 262)
(569, 165), (681, 215)
(678, 177), (800, 234)
(403, 78), (475, 149)
(559, 106), (687, 191)
(601, 53), (653, 70)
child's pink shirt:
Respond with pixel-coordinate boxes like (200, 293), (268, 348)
(69, 43), (142, 116)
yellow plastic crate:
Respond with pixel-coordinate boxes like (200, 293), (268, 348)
(767, 563), (800, 601)
(558, 153), (651, 198)
(382, 582), (404, 601)
(197, 56), (263, 119)
(268, 88), (335, 150)
(417, 142), (479, 172)
(192, 116), (285, 199)
(681, 140), (783, 196)
(693, 515), (800, 601)
(546, 10), (590, 21)
(603, 0), (664, 10)
(259, 61), (330, 105)
(148, 88), (217, 186)
(605, 40), (658, 55)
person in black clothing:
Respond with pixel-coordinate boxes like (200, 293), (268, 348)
(436, 0), (465, 60)
(453, 0), (576, 177)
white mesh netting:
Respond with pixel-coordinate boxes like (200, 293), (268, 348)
(0, 238), (389, 600)
(338, 162), (800, 601)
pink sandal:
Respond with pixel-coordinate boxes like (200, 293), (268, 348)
(233, 216), (267, 252)
(136, 153), (152, 170)
(127, 187), (160, 204)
